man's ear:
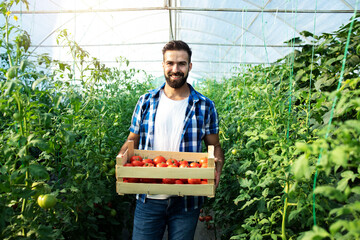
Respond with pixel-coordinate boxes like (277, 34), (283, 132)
(189, 62), (192, 72)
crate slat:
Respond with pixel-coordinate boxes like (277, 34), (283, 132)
(116, 165), (215, 179)
(116, 182), (215, 197)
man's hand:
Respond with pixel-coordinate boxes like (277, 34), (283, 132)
(117, 132), (140, 158)
(214, 157), (223, 189)
(204, 134), (224, 190)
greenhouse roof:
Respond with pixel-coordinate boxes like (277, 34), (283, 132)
(5, 0), (360, 83)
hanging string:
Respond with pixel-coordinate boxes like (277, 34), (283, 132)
(306, 0), (318, 133)
(286, 0), (298, 142)
(241, 6), (248, 106)
(312, 0), (358, 226)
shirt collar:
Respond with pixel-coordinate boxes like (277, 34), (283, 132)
(148, 82), (200, 103)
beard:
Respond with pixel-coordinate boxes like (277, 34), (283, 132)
(164, 72), (188, 89)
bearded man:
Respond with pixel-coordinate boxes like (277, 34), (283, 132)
(117, 40), (224, 240)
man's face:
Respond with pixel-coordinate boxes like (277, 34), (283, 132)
(162, 50), (192, 89)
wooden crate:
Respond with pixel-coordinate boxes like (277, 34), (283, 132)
(115, 141), (215, 197)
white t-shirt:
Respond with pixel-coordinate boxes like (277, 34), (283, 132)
(148, 89), (188, 199)
(153, 90), (188, 151)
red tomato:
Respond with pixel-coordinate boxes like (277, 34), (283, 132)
(179, 160), (188, 166)
(124, 163), (133, 167)
(162, 178), (175, 184)
(199, 157), (208, 164)
(142, 158), (153, 164)
(190, 162), (201, 168)
(175, 179), (184, 184)
(179, 163), (189, 168)
(180, 179), (188, 184)
(131, 156), (144, 166)
(154, 156), (166, 165)
(188, 178), (201, 184)
(201, 180), (208, 184)
(201, 163), (208, 168)
(199, 216), (205, 222)
(130, 156), (143, 162)
(167, 164), (178, 168)
(141, 178), (156, 183)
(124, 178), (139, 183)
(166, 158), (179, 166)
(156, 162), (168, 168)
(143, 162), (155, 167)
(131, 160), (144, 167)
(205, 215), (213, 222)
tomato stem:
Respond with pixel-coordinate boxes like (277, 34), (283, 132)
(281, 180), (289, 240)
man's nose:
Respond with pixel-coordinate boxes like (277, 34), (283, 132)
(172, 64), (180, 72)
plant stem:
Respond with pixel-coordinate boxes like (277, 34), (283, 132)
(4, 13), (14, 67)
(281, 181), (289, 240)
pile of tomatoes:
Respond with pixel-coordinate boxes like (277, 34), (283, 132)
(123, 155), (209, 184)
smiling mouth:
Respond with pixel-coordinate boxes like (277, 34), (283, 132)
(169, 73), (183, 79)
(171, 75), (181, 79)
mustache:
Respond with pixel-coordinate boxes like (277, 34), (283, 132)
(169, 72), (184, 76)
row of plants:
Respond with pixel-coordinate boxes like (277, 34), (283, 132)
(1, 1), (153, 239)
(201, 13), (360, 240)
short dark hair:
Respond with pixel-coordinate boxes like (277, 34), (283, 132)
(162, 40), (192, 63)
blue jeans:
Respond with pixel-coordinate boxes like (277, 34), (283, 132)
(132, 197), (201, 240)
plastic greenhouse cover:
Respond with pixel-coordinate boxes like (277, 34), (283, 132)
(3, 0), (360, 84)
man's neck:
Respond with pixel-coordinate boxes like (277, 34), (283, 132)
(163, 83), (190, 100)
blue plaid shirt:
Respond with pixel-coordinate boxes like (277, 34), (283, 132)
(129, 82), (219, 210)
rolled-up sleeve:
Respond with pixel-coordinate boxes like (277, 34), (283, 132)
(129, 95), (145, 134)
(205, 100), (219, 135)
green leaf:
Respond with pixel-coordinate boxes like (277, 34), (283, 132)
(292, 154), (311, 180)
(329, 220), (348, 235)
(55, 95), (62, 108)
(330, 202), (360, 217)
(336, 178), (349, 192)
(240, 198), (259, 210)
(28, 164), (50, 180)
(351, 186), (360, 194)
(295, 141), (309, 152)
(4, 79), (16, 95)
(314, 186), (346, 202)
(330, 146), (348, 167)
(70, 186), (79, 192)
(258, 218), (269, 225)
(301, 226), (330, 240)
(32, 76), (47, 90)
(28, 138), (49, 151)
(239, 178), (253, 188)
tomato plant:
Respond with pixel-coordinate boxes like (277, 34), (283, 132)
(198, 16), (360, 240)
(0, 3), (154, 237)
